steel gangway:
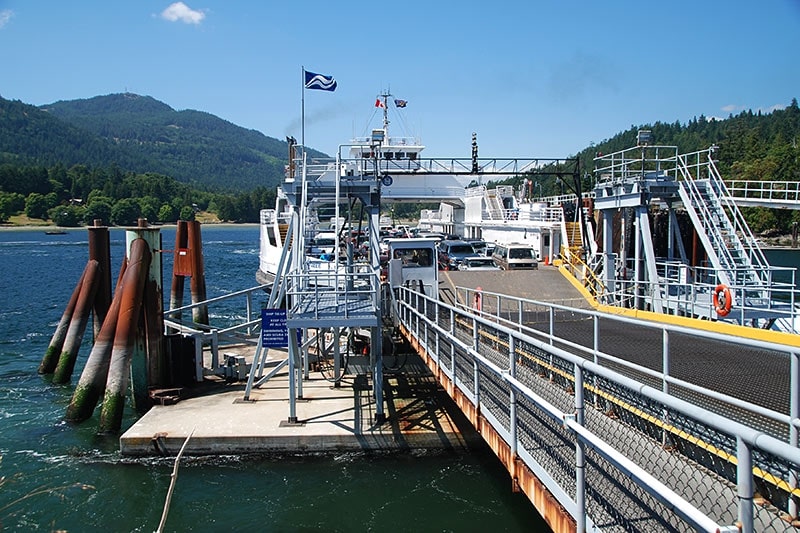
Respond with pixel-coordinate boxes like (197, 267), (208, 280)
(392, 282), (800, 532)
(590, 142), (800, 330)
(674, 148), (771, 290)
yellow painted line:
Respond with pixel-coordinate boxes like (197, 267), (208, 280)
(440, 299), (799, 495)
(590, 385), (800, 497)
(555, 267), (800, 349)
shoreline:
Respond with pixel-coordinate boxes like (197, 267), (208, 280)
(0, 222), (259, 232)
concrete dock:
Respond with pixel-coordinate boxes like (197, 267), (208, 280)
(121, 267), (582, 456)
(120, 351), (481, 456)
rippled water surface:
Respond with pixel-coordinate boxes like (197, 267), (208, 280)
(0, 226), (547, 532)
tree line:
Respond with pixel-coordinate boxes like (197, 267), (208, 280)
(493, 98), (800, 235)
(0, 163), (276, 226)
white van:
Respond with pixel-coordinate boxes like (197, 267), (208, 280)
(309, 232), (337, 257)
(492, 243), (538, 270)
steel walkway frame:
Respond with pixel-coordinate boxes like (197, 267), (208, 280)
(394, 284), (800, 533)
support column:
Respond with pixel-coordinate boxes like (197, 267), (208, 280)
(88, 220), (112, 339)
(602, 210), (615, 303)
(125, 219), (165, 411)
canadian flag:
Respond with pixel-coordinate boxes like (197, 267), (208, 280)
(375, 98), (385, 108)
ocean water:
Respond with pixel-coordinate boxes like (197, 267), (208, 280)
(0, 226), (547, 532)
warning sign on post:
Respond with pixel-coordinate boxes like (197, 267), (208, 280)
(261, 308), (288, 347)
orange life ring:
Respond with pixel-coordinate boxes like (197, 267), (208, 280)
(713, 284), (732, 316)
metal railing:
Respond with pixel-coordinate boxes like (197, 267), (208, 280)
(164, 285), (268, 380)
(726, 180), (800, 209)
(395, 283), (800, 532)
(571, 252), (800, 330)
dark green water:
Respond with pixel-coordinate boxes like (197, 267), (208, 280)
(0, 226), (548, 532)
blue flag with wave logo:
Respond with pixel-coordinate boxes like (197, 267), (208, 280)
(304, 71), (337, 91)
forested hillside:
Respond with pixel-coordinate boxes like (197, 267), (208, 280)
(575, 98), (800, 182)
(495, 98), (800, 234)
(1, 92), (798, 232)
(577, 98), (800, 233)
(0, 93), (327, 192)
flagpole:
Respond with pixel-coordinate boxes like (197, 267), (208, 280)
(301, 66), (306, 162)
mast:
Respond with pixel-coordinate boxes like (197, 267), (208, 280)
(380, 91), (390, 138)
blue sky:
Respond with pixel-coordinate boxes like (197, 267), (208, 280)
(1, 1), (798, 160)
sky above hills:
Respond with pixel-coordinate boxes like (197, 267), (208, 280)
(1, 1), (798, 160)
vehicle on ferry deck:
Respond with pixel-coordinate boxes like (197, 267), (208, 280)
(458, 256), (500, 271)
(492, 243), (538, 270)
(437, 240), (481, 270)
(464, 238), (488, 256)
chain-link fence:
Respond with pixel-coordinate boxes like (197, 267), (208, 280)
(396, 285), (800, 532)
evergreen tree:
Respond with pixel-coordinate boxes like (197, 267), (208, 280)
(24, 193), (50, 219)
(111, 198), (141, 226)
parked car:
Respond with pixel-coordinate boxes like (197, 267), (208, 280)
(458, 256), (500, 271)
(437, 240), (480, 270)
(492, 243), (538, 270)
(464, 239), (488, 256)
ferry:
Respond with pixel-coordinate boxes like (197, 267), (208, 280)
(419, 131), (800, 333)
(256, 91), (459, 287)
(257, 93), (800, 334)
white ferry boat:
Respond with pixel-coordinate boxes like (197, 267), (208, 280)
(256, 92), (473, 286)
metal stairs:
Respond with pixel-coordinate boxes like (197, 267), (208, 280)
(484, 189), (505, 220)
(675, 149), (771, 291)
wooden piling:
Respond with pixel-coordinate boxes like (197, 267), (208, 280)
(65, 261), (126, 422)
(88, 220), (112, 338)
(98, 238), (151, 433)
(169, 220), (188, 322)
(39, 267), (86, 374)
(52, 260), (101, 384)
(187, 221), (208, 325)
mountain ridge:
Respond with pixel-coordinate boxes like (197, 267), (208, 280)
(0, 92), (328, 192)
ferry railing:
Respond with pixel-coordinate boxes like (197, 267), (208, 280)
(611, 258), (800, 330)
(396, 284), (800, 532)
(164, 285), (269, 380)
(557, 252), (606, 302)
(726, 180), (800, 208)
(576, 251), (799, 330)
(593, 145), (680, 186)
(284, 264), (379, 320)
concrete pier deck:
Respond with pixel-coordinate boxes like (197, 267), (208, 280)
(120, 352), (481, 456)
(121, 267), (581, 457)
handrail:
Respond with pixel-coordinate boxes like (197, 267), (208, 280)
(395, 284), (800, 531)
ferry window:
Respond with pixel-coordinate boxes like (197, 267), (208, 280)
(409, 153), (417, 161)
(394, 248), (432, 267)
(510, 248), (534, 259)
(267, 227), (277, 247)
(396, 152), (404, 159)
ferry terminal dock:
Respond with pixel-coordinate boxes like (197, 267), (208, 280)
(120, 268), (581, 456)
